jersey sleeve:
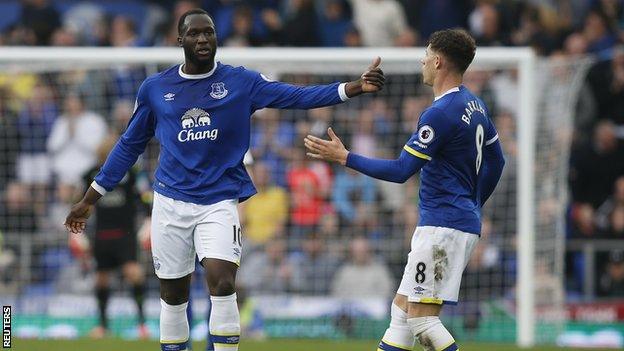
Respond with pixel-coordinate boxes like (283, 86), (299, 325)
(403, 107), (456, 161)
(93, 81), (155, 194)
(484, 115), (499, 148)
(247, 70), (348, 111)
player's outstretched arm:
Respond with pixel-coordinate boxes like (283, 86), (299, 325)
(304, 128), (425, 183)
(250, 57), (384, 110)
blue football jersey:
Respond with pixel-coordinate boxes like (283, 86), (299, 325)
(403, 86), (498, 234)
(94, 62), (349, 205)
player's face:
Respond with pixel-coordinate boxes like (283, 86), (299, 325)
(179, 14), (217, 65)
(421, 45), (438, 86)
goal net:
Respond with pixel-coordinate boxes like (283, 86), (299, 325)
(0, 47), (589, 346)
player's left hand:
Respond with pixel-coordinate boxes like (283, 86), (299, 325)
(304, 127), (349, 165)
(360, 56), (385, 93)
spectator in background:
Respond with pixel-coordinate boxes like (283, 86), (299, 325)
(470, 1), (511, 46)
(241, 161), (288, 247)
(317, 0), (352, 47)
(251, 109), (294, 187)
(110, 99), (134, 135)
(61, 2), (107, 46)
(287, 150), (325, 236)
(583, 8), (618, 57)
(596, 176), (624, 237)
(293, 232), (340, 295)
(331, 236), (394, 299)
(280, 0), (319, 46)
(570, 120), (624, 209)
(508, 3), (558, 55)
(461, 217), (502, 330)
(0, 182), (38, 234)
(586, 47), (624, 125)
(343, 25), (362, 47)
(350, 109), (377, 157)
(19, 0), (61, 45)
(47, 92), (108, 203)
(409, 0), (471, 41)
(16, 82), (56, 214)
(0, 87), (19, 192)
(570, 120), (624, 236)
(563, 32), (589, 57)
(333, 167), (376, 225)
(109, 16), (146, 101)
(598, 250), (624, 297)
(348, 0), (416, 47)
(110, 15), (145, 47)
(238, 239), (304, 294)
(223, 4), (264, 47)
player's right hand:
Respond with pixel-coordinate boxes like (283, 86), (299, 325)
(64, 201), (93, 234)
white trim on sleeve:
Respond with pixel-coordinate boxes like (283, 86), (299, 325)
(485, 134), (499, 146)
(90, 181), (108, 196)
(338, 83), (350, 101)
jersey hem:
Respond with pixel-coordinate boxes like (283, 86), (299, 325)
(153, 186), (257, 206)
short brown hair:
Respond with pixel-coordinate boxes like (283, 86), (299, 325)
(428, 29), (476, 74)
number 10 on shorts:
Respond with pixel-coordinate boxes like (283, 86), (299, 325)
(232, 225), (242, 246)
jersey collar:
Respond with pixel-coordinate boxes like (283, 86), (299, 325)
(434, 86), (460, 101)
(178, 62), (218, 80)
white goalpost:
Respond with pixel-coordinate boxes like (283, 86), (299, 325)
(0, 47), (587, 347)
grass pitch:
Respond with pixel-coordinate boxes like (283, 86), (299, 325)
(13, 338), (617, 351)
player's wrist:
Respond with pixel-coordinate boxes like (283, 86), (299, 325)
(344, 80), (364, 98)
(341, 151), (350, 166)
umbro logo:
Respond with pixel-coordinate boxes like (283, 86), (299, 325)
(164, 92), (175, 101)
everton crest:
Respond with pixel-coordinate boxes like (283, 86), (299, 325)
(210, 82), (228, 99)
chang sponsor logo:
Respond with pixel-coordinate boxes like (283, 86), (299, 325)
(177, 108), (219, 143)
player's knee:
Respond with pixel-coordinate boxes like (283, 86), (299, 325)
(160, 292), (189, 306)
(210, 277), (236, 296)
(160, 277), (190, 305)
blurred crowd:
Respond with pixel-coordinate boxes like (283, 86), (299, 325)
(0, 0), (623, 306)
(0, 0), (622, 57)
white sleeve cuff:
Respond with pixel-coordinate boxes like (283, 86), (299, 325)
(485, 134), (499, 146)
(90, 181), (108, 195)
(338, 83), (350, 102)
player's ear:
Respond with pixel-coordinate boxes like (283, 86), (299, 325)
(177, 36), (183, 47)
(434, 54), (441, 70)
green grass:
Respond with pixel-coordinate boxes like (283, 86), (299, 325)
(11, 339), (618, 351)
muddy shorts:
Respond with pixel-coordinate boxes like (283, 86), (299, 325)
(397, 226), (479, 305)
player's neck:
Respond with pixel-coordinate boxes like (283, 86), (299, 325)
(433, 74), (462, 98)
(182, 59), (214, 75)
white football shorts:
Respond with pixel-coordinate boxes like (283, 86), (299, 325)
(151, 192), (242, 279)
(397, 226), (479, 305)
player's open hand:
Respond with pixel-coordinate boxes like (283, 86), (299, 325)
(360, 57), (385, 93)
(64, 201), (93, 234)
(304, 128), (349, 165)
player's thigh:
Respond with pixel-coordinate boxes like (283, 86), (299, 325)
(397, 226), (479, 306)
(93, 240), (119, 271)
(151, 192), (196, 279)
(194, 199), (242, 267)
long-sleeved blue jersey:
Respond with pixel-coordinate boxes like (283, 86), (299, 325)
(93, 62), (349, 204)
(346, 86), (505, 235)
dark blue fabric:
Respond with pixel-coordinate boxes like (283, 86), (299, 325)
(378, 340), (411, 351)
(479, 140), (505, 206)
(211, 334), (240, 345)
(346, 149), (426, 184)
(95, 62), (344, 205)
(160, 341), (188, 351)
